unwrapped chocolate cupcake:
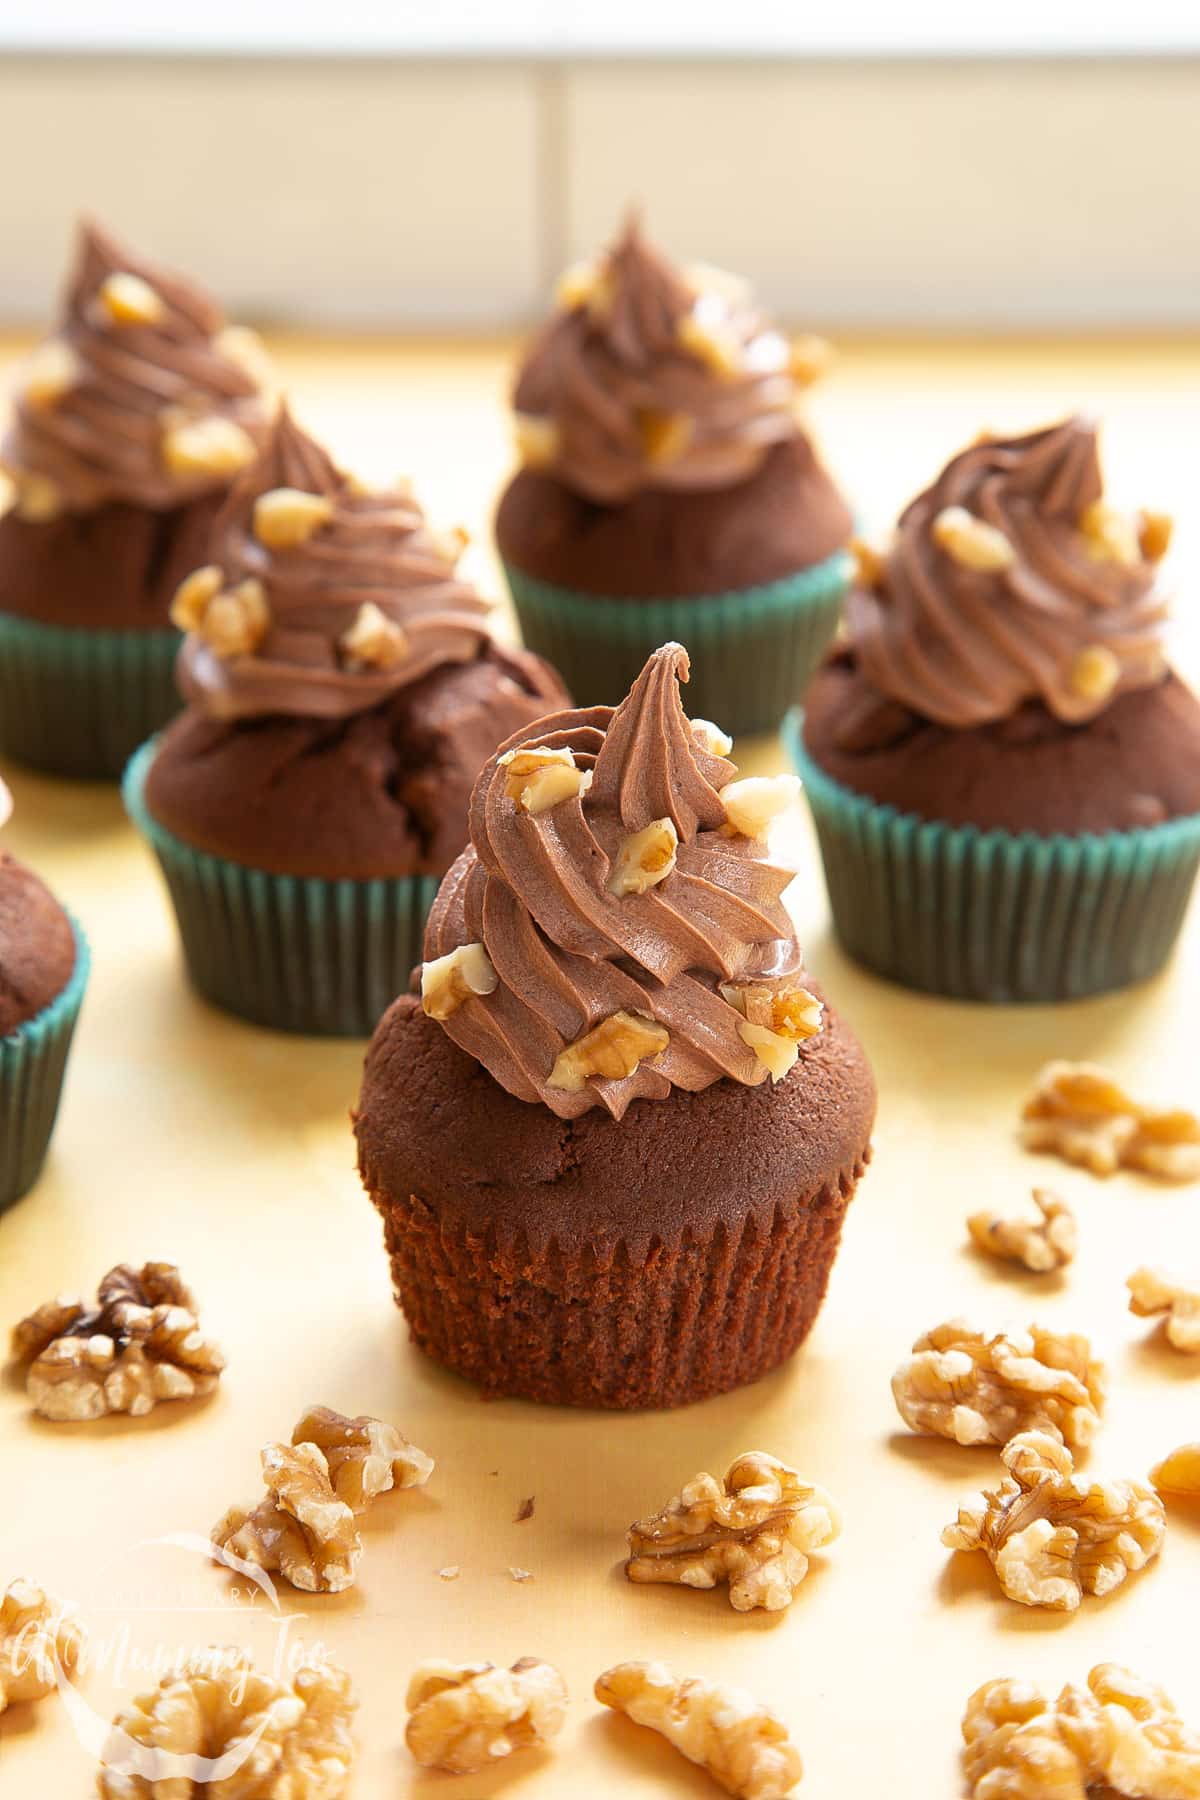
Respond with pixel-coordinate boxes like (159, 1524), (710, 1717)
(0, 219), (272, 778)
(124, 408), (568, 1036)
(356, 643), (875, 1409)
(0, 778), (89, 1209)
(786, 418), (1200, 1001)
(495, 216), (853, 734)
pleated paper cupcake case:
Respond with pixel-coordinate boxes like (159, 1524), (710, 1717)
(784, 709), (1200, 1003)
(503, 549), (853, 735)
(0, 921), (89, 1212)
(124, 742), (439, 1037)
(0, 610), (181, 779)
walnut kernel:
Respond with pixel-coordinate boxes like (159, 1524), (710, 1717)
(788, 333), (835, 387)
(1068, 644), (1121, 705)
(1127, 1265), (1200, 1352)
(97, 271), (165, 327)
(421, 943), (499, 1021)
(0, 1579), (84, 1714)
(596, 1660), (802, 1800)
(943, 1430), (1164, 1611)
(20, 341), (80, 408)
(691, 717), (733, 757)
(932, 506), (1016, 572)
(290, 1404), (434, 1510)
(627, 1450), (840, 1613)
(851, 537), (886, 589)
(1021, 1060), (1200, 1180)
(1138, 509), (1174, 562)
(967, 1189), (1077, 1274)
(499, 744), (591, 813)
(513, 412), (560, 469)
(721, 775), (801, 841)
(11, 470), (62, 523)
(678, 308), (744, 379)
(196, 578), (270, 660)
(609, 818), (679, 895)
(636, 408), (694, 465)
(162, 414), (257, 479)
(1152, 1443), (1200, 1498)
(213, 324), (275, 389)
(339, 601), (408, 671)
(721, 982), (823, 1082)
(170, 564), (224, 632)
(548, 1011), (669, 1094)
(405, 1658), (567, 1774)
(891, 1320), (1105, 1449)
(555, 259), (598, 309)
(212, 1442), (362, 1594)
(252, 486), (334, 550)
(1080, 498), (1140, 565)
(98, 1655), (356, 1798)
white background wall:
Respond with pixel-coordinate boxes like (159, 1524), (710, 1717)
(1, 50), (1199, 330)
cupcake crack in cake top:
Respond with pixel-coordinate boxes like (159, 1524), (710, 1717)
(2, 219), (271, 519)
(847, 417), (1171, 728)
(420, 643), (823, 1119)
(511, 214), (826, 505)
(173, 407), (497, 721)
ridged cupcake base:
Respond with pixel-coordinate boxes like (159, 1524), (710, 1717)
(1, 922), (89, 1212)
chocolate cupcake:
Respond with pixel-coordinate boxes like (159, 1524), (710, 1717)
(495, 216), (853, 735)
(786, 418), (1200, 1002)
(0, 219), (271, 778)
(0, 779), (90, 1210)
(125, 409), (568, 1036)
(356, 644), (875, 1409)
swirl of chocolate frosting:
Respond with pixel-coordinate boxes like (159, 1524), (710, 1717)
(847, 418), (1170, 728)
(178, 408), (497, 722)
(422, 644), (821, 1120)
(512, 215), (807, 504)
(3, 219), (269, 514)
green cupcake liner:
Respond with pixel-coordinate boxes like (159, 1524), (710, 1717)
(783, 710), (1200, 1003)
(0, 610), (182, 780)
(124, 742), (439, 1037)
(1, 919), (89, 1213)
(503, 550), (852, 736)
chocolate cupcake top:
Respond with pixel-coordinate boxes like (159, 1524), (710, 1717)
(2, 219), (270, 520)
(510, 215), (829, 505)
(846, 418), (1172, 729)
(420, 643), (824, 1120)
(173, 409), (497, 723)
(0, 778), (78, 1037)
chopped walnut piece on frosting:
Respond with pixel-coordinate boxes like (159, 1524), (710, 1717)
(891, 1320), (1105, 1449)
(1152, 1443), (1200, 1498)
(289, 1404), (434, 1510)
(338, 601), (408, 671)
(95, 269), (165, 327)
(1080, 498), (1141, 566)
(405, 1658), (567, 1774)
(1127, 1266), (1200, 1352)
(212, 1442), (362, 1594)
(596, 1660), (802, 1800)
(548, 1012), (670, 1094)
(171, 567), (270, 660)
(609, 818), (679, 895)
(1021, 1061), (1200, 1180)
(1138, 509), (1174, 562)
(720, 983), (823, 1083)
(932, 505), (1016, 572)
(943, 1430), (1165, 1611)
(19, 340), (80, 408)
(690, 717), (733, 757)
(10, 1261), (225, 1422)
(967, 1190), (1077, 1274)
(252, 484), (334, 549)
(721, 775), (801, 841)
(97, 1655), (356, 1798)
(626, 1451), (840, 1613)
(500, 744), (592, 813)
(962, 1664), (1200, 1800)
(0, 1579), (85, 1714)
(161, 413), (258, 481)
(421, 943), (498, 1021)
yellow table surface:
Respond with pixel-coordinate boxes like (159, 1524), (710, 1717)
(1, 335), (1199, 1797)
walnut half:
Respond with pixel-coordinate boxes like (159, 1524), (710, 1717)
(290, 1404), (434, 1510)
(1127, 1265), (1200, 1352)
(212, 1442), (362, 1595)
(967, 1189), (1077, 1274)
(596, 1660), (802, 1800)
(98, 1655), (356, 1798)
(0, 1579), (85, 1714)
(942, 1430), (1165, 1611)
(1152, 1443), (1200, 1499)
(891, 1320), (1106, 1449)
(626, 1451), (840, 1613)
(963, 1664), (1200, 1800)
(405, 1658), (567, 1774)
(1021, 1060), (1200, 1181)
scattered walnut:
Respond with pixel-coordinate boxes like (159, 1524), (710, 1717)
(609, 818), (679, 895)
(421, 942), (498, 1020)
(1080, 498), (1140, 566)
(499, 744), (591, 813)
(720, 982), (824, 1081)
(596, 1660), (802, 1800)
(626, 1450), (840, 1614)
(1021, 1061), (1200, 1181)
(405, 1658), (567, 1774)
(788, 333), (835, 388)
(721, 775), (801, 841)
(1152, 1443), (1200, 1498)
(1127, 1265), (1200, 1352)
(161, 414), (257, 480)
(97, 270), (165, 327)
(932, 506), (1016, 572)
(637, 409), (693, 465)
(548, 1011), (669, 1094)
(20, 341), (80, 408)
(9, 469), (62, 523)
(678, 308), (744, 379)
(10, 1262), (225, 1422)
(1068, 644), (1121, 705)
(1138, 509), (1174, 562)
(513, 412), (560, 469)
(290, 1404), (434, 1511)
(943, 1430), (1164, 1611)
(554, 259), (598, 309)
(691, 717), (733, 757)
(213, 323), (275, 390)
(252, 486), (334, 550)
(962, 1664), (1200, 1800)
(339, 601), (409, 671)
(967, 1189), (1077, 1274)
(0, 1579), (85, 1714)
(172, 568), (270, 659)
(891, 1320), (1106, 1449)
(170, 564), (224, 632)
(98, 1655), (356, 1798)
(212, 1442), (362, 1594)
(850, 537), (886, 589)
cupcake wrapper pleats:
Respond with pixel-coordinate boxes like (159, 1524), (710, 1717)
(503, 551), (852, 737)
(0, 921), (89, 1213)
(785, 710), (1200, 1003)
(124, 742), (438, 1037)
(0, 611), (182, 780)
